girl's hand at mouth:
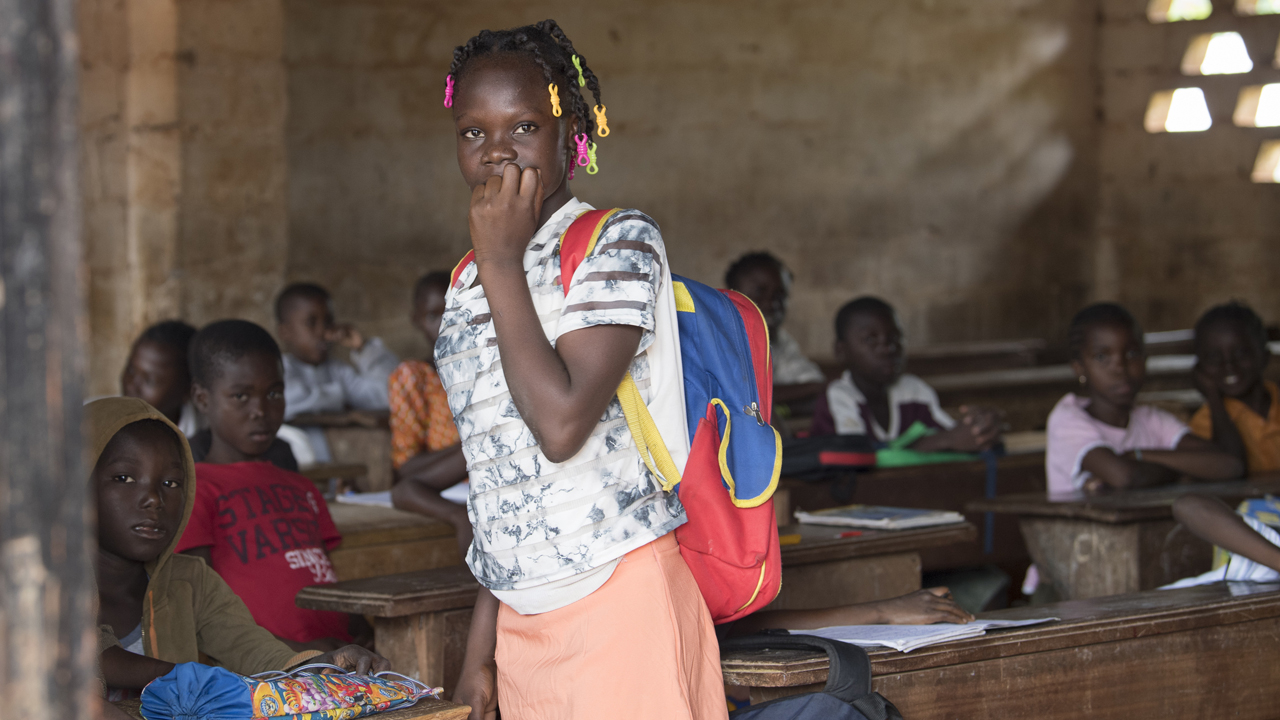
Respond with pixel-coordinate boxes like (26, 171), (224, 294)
(469, 162), (544, 269)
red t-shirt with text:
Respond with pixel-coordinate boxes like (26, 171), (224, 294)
(177, 461), (350, 643)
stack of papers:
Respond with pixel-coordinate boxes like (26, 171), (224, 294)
(794, 504), (966, 530)
(799, 617), (1057, 653)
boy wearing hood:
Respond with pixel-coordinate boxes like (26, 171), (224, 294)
(90, 397), (387, 698)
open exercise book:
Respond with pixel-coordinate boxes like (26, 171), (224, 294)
(794, 504), (966, 530)
(799, 617), (1058, 653)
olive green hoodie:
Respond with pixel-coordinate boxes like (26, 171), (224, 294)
(90, 397), (320, 674)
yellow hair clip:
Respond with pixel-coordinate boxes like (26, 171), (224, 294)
(549, 84), (562, 117)
(594, 105), (610, 137)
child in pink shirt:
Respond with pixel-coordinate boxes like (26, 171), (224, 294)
(1045, 303), (1241, 495)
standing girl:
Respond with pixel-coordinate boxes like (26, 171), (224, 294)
(435, 21), (727, 720)
(1045, 303), (1242, 495)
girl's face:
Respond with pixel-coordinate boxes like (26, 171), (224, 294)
(1196, 320), (1268, 399)
(1072, 322), (1146, 408)
(452, 56), (574, 200)
(95, 421), (187, 564)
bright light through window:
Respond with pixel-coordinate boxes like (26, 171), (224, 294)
(1236, 0), (1280, 15)
(1234, 84), (1280, 127)
(1146, 88), (1213, 132)
(1182, 32), (1254, 75)
(1251, 140), (1280, 183)
(1149, 0), (1214, 22)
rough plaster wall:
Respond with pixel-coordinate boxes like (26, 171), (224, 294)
(1097, 0), (1280, 330)
(176, 0), (290, 331)
(284, 0), (1102, 364)
(79, 0), (290, 395)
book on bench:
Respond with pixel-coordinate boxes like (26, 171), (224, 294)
(794, 504), (966, 530)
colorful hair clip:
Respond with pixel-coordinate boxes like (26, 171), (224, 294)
(586, 142), (599, 175)
(568, 164), (574, 181)
(572, 55), (587, 87)
(443, 75), (454, 108)
(549, 84), (562, 117)
(593, 105), (610, 137)
(574, 133), (591, 167)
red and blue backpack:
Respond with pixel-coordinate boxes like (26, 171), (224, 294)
(451, 208), (783, 624)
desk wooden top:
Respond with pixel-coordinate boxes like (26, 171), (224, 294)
(113, 697), (471, 719)
(966, 481), (1280, 523)
(300, 462), (368, 482)
(721, 581), (1280, 687)
(298, 565), (479, 617)
(329, 502), (455, 548)
(779, 522), (977, 566)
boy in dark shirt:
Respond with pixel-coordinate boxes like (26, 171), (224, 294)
(176, 319), (364, 651)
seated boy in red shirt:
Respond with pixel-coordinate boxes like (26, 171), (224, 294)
(176, 319), (361, 651)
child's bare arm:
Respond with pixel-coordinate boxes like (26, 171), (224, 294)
(911, 406), (1002, 453)
(1081, 447), (1179, 490)
(395, 444), (468, 492)
(99, 646), (175, 691)
(1173, 494), (1280, 573)
(470, 164), (643, 462)
(1139, 434), (1243, 480)
(454, 588), (500, 720)
(727, 588), (972, 635)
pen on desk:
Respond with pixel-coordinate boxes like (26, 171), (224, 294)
(837, 530), (862, 538)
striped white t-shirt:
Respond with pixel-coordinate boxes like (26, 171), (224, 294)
(435, 198), (689, 613)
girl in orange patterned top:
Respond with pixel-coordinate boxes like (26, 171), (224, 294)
(389, 272), (472, 555)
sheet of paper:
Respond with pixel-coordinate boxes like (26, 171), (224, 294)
(334, 490), (393, 507)
(970, 617), (1059, 630)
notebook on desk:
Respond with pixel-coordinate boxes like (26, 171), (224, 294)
(795, 504), (966, 530)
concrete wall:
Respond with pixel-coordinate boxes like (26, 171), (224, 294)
(80, 0), (289, 395)
(1096, 0), (1280, 331)
(283, 0), (1104, 364)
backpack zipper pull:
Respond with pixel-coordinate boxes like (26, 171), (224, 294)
(745, 402), (766, 426)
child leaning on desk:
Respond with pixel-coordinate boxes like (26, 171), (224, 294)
(810, 296), (1002, 451)
(1045, 303), (1242, 495)
(90, 397), (387, 701)
(1188, 301), (1280, 475)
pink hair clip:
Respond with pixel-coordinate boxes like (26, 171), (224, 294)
(574, 133), (590, 167)
(443, 75), (455, 108)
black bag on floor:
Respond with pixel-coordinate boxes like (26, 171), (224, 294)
(779, 435), (877, 482)
(722, 632), (903, 720)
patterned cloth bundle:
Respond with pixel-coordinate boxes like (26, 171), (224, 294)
(139, 662), (441, 720)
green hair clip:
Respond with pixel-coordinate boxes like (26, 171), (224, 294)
(572, 55), (587, 87)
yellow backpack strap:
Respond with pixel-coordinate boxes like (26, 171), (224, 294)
(616, 373), (681, 492)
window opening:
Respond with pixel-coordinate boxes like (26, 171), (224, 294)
(1234, 84), (1280, 127)
(1251, 140), (1280, 182)
(1145, 88), (1214, 132)
(1182, 32), (1254, 75)
(1235, 0), (1280, 15)
(1148, 0), (1214, 22)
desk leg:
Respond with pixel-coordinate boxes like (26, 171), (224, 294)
(768, 552), (922, 611)
(375, 609), (473, 696)
(1019, 518), (1140, 600)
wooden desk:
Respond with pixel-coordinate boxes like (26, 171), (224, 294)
(328, 503), (461, 581)
(113, 697), (471, 719)
(770, 522), (977, 610)
(722, 581), (1280, 718)
(782, 453), (1045, 579)
(299, 522), (974, 694)
(968, 482), (1278, 600)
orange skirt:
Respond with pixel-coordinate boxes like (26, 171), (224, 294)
(494, 532), (729, 720)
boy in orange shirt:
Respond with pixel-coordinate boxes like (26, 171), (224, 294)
(1190, 302), (1280, 474)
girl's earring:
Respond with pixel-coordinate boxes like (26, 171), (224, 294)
(1078, 375), (1087, 385)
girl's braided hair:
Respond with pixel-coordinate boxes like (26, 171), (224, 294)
(449, 20), (603, 140)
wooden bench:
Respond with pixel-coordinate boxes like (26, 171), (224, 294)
(328, 502), (461, 581)
(113, 697), (471, 719)
(968, 481), (1280, 600)
(722, 581), (1280, 718)
(782, 452), (1045, 582)
(299, 522), (975, 693)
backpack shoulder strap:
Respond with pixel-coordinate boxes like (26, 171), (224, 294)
(558, 208), (623, 295)
(720, 633), (892, 713)
(450, 250), (476, 289)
